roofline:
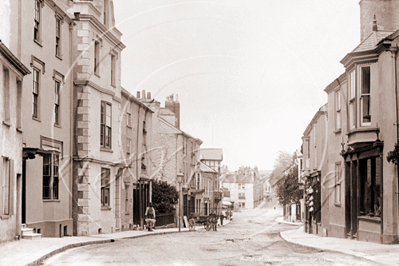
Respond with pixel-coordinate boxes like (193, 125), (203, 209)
(178, 131), (203, 144)
(159, 117), (183, 133)
(0, 41), (31, 76)
(324, 73), (347, 93)
(121, 87), (154, 113)
(199, 161), (216, 173)
(302, 104), (327, 137)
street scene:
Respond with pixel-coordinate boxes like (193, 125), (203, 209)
(41, 200), (376, 266)
(3, 0), (399, 265)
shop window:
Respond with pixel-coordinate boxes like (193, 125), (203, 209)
(359, 157), (381, 217)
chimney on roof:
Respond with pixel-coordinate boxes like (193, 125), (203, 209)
(372, 15), (378, 32)
(147, 92), (151, 99)
(137, 91), (141, 99)
(142, 90), (146, 100)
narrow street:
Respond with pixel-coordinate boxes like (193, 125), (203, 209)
(42, 201), (378, 266)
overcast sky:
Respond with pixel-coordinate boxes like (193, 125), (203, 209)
(114, 0), (360, 171)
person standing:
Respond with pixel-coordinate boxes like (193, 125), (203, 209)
(145, 202), (156, 231)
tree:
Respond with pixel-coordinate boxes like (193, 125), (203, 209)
(276, 164), (302, 206)
(152, 180), (179, 214)
(269, 150), (294, 187)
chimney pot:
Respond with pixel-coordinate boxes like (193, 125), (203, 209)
(147, 92), (151, 99)
(373, 15), (378, 32)
(137, 91), (141, 99)
(142, 90), (146, 99)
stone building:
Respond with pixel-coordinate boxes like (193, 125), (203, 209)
(138, 93), (202, 223)
(0, 41), (30, 242)
(120, 88), (153, 230)
(70, 0), (127, 236)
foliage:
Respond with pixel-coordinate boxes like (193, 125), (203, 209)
(152, 180), (179, 214)
(269, 150), (295, 187)
(276, 164), (302, 206)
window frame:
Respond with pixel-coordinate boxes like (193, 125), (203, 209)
(349, 69), (356, 129)
(335, 89), (341, 131)
(42, 153), (59, 200)
(360, 66), (371, 127)
(54, 80), (60, 126)
(94, 41), (100, 76)
(2, 157), (11, 215)
(34, 0), (42, 44)
(335, 162), (341, 205)
(3, 67), (10, 123)
(100, 101), (112, 149)
(55, 15), (62, 58)
(126, 103), (131, 128)
(110, 54), (116, 87)
(101, 168), (111, 208)
(32, 68), (40, 119)
(16, 79), (22, 130)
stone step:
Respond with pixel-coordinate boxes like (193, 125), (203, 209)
(22, 233), (42, 240)
(21, 227), (34, 235)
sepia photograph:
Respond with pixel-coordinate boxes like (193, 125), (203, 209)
(0, 0), (398, 265)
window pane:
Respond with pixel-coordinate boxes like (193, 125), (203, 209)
(53, 176), (59, 199)
(362, 67), (371, 94)
(350, 70), (355, 99)
(43, 154), (51, 176)
(101, 168), (110, 187)
(362, 95), (370, 123)
(43, 176), (50, 199)
(106, 104), (111, 126)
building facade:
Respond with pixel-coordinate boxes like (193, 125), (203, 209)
(0, 41), (30, 242)
(301, 104), (328, 236)
(70, 0), (127, 236)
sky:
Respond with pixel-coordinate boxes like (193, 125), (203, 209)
(113, 0), (361, 171)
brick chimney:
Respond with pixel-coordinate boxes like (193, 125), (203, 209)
(359, 0), (399, 42)
(164, 94), (180, 128)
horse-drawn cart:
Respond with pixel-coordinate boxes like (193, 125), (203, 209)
(188, 213), (217, 231)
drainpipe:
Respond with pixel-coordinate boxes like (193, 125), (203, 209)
(392, 43), (399, 239)
(69, 21), (74, 222)
(137, 105), (141, 228)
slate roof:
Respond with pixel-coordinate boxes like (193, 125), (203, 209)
(200, 148), (223, 161)
(352, 31), (393, 53)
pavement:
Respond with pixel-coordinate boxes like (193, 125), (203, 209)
(0, 219), (231, 266)
(277, 216), (399, 266)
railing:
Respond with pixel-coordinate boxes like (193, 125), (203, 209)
(155, 213), (175, 227)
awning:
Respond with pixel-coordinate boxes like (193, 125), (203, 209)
(222, 201), (232, 206)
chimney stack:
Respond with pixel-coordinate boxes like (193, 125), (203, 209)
(147, 92), (151, 99)
(137, 91), (141, 99)
(142, 90), (146, 100)
(359, 0), (399, 42)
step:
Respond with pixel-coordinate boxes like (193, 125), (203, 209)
(21, 227), (34, 235)
(22, 232), (42, 240)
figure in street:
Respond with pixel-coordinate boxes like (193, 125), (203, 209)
(145, 202), (156, 231)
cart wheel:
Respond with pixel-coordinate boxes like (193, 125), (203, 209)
(204, 222), (211, 231)
(189, 219), (196, 231)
